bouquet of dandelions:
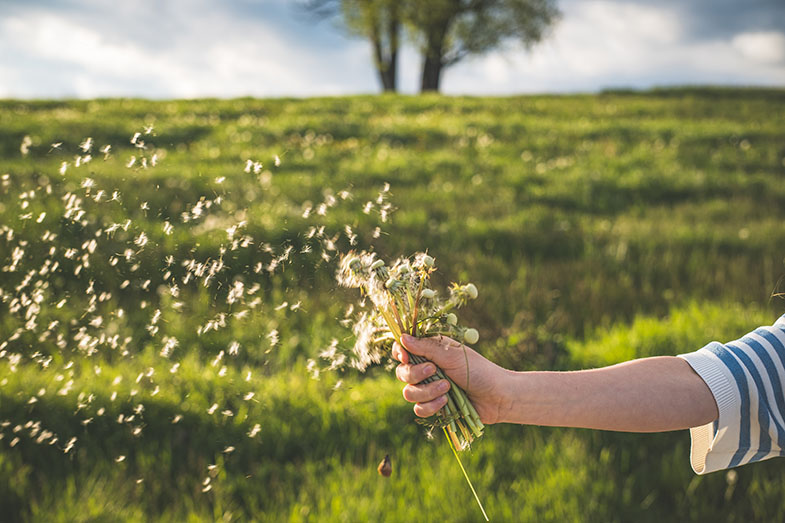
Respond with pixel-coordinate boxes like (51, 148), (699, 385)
(337, 251), (489, 520)
(338, 251), (484, 449)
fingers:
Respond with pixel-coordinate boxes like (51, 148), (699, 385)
(413, 395), (449, 418)
(391, 342), (409, 364)
(402, 379), (450, 403)
(395, 361), (436, 384)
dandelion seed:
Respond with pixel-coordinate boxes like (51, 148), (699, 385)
(274, 155), (281, 167)
(20, 135), (33, 155)
(223, 446), (235, 453)
(306, 359), (320, 379)
(79, 137), (93, 153)
(116, 455), (126, 463)
(221, 409), (233, 417)
(172, 414), (182, 424)
(243, 392), (254, 401)
(207, 403), (218, 415)
(248, 424), (261, 437)
(134, 232), (148, 248)
(59, 162), (68, 175)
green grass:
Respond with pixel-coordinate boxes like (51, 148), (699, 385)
(1, 88), (785, 521)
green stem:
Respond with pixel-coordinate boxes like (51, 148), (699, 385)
(443, 427), (489, 521)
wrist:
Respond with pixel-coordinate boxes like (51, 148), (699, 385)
(495, 368), (526, 424)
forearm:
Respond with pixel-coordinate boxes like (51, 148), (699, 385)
(499, 356), (719, 432)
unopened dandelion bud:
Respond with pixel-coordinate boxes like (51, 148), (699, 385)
(385, 277), (399, 289)
(464, 283), (478, 300)
(463, 328), (479, 345)
(421, 289), (435, 299)
(446, 313), (458, 325)
(422, 255), (434, 267)
(370, 259), (385, 270)
(347, 257), (361, 271)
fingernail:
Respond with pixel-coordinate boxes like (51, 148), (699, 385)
(402, 334), (415, 343)
(438, 380), (449, 392)
(424, 364), (435, 375)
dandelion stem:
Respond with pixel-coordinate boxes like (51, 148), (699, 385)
(443, 427), (489, 521)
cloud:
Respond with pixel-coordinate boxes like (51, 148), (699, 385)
(442, 0), (785, 94)
(0, 0), (377, 98)
(732, 32), (785, 64)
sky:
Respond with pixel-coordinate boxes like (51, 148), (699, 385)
(0, 0), (783, 99)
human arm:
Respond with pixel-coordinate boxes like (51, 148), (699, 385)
(393, 334), (719, 432)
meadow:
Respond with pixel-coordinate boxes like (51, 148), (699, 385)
(1, 88), (785, 521)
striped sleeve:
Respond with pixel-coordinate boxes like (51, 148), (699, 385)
(677, 314), (785, 474)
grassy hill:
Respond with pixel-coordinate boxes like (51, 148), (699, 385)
(1, 88), (785, 521)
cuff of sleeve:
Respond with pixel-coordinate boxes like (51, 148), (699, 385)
(678, 344), (740, 474)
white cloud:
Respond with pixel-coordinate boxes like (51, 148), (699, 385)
(732, 31), (785, 64)
(0, 1), (376, 98)
(443, 1), (785, 94)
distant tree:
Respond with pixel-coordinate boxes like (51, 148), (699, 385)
(303, 0), (560, 94)
(406, 0), (561, 92)
(303, 0), (401, 92)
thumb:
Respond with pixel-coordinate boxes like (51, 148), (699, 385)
(401, 334), (460, 366)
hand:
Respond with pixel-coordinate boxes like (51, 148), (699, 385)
(392, 333), (510, 424)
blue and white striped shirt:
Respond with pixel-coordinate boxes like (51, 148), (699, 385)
(679, 314), (785, 474)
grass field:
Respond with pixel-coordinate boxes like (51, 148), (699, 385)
(1, 88), (785, 521)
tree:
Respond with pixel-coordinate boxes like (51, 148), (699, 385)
(406, 0), (561, 92)
(302, 0), (560, 94)
(303, 0), (401, 92)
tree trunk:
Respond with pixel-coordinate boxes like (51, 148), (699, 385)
(386, 14), (399, 92)
(420, 53), (442, 92)
(370, 6), (398, 92)
(420, 20), (449, 92)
